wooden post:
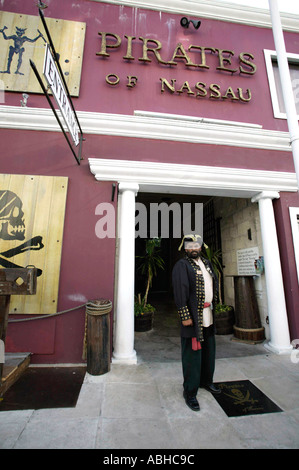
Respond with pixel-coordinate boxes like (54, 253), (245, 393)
(0, 268), (37, 382)
(85, 300), (112, 376)
(233, 275), (265, 343)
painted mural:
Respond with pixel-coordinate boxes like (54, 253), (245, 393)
(0, 174), (68, 314)
(0, 11), (86, 96)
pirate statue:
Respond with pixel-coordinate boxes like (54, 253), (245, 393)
(172, 234), (221, 412)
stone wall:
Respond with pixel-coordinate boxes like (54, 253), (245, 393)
(214, 197), (269, 339)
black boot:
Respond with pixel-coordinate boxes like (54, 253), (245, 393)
(201, 383), (221, 395)
(183, 390), (200, 411)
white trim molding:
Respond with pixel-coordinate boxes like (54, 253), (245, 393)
(0, 105), (292, 152)
(264, 49), (299, 120)
(89, 0), (299, 32)
(289, 207), (299, 283)
(89, 158), (298, 197)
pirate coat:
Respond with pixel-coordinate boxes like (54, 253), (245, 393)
(172, 255), (218, 342)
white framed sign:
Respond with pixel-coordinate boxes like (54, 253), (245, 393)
(237, 247), (259, 275)
(43, 44), (79, 146)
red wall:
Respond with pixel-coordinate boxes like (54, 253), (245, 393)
(1, 0), (299, 360)
(274, 193), (299, 341)
(1, 128), (298, 357)
(1, 129), (116, 363)
(2, 0), (298, 131)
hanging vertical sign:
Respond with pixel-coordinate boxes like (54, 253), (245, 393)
(43, 44), (79, 146)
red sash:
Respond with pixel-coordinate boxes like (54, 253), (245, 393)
(192, 338), (201, 350)
(192, 303), (211, 350)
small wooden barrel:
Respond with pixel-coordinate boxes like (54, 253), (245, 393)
(233, 276), (265, 343)
(215, 307), (235, 335)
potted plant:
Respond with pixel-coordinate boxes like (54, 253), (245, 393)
(202, 246), (235, 335)
(135, 238), (165, 332)
(214, 302), (235, 335)
(134, 294), (156, 332)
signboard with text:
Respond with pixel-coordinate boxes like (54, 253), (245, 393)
(237, 247), (259, 275)
(43, 44), (79, 146)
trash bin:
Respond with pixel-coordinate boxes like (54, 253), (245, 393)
(85, 299), (112, 375)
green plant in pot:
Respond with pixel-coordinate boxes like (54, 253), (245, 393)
(135, 238), (165, 332)
(202, 246), (235, 334)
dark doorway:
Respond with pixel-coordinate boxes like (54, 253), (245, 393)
(134, 192), (220, 361)
(135, 192), (219, 300)
(133, 193), (269, 363)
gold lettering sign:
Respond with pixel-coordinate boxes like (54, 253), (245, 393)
(97, 32), (257, 104)
(0, 174), (68, 314)
(159, 78), (252, 102)
(96, 32), (257, 75)
(0, 11), (86, 96)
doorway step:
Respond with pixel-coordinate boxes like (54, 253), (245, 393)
(0, 352), (31, 397)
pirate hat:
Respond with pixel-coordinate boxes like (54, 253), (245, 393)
(178, 234), (208, 251)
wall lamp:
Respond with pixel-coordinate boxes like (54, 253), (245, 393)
(20, 93), (29, 107)
(180, 17), (201, 29)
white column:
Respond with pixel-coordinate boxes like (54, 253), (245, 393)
(268, 0), (299, 190)
(112, 182), (139, 364)
(251, 191), (292, 354)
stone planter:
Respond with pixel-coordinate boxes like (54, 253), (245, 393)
(134, 312), (153, 332)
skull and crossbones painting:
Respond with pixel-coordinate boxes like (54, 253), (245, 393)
(0, 174), (67, 314)
(0, 190), (44, 276)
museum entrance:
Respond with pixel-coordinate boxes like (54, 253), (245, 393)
(91, 158), (293, 363)
(133, 191), (269, 361)
(134, 192), (220, 361)
(135, 192), (221, 298)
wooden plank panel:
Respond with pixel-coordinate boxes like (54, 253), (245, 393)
(20, 176), (54, 314)
(0, 11), (86, 96)
(40, 177), (68, 313)
(11, 176), (38, 313)
(0, 174), (68, 314)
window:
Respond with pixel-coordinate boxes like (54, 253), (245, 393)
(264, 49), (299, 119)
(289, 207), (299, 283)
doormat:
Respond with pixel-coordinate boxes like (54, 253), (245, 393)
(212, 380), (283, 417)
(0, 367), (86, 411)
